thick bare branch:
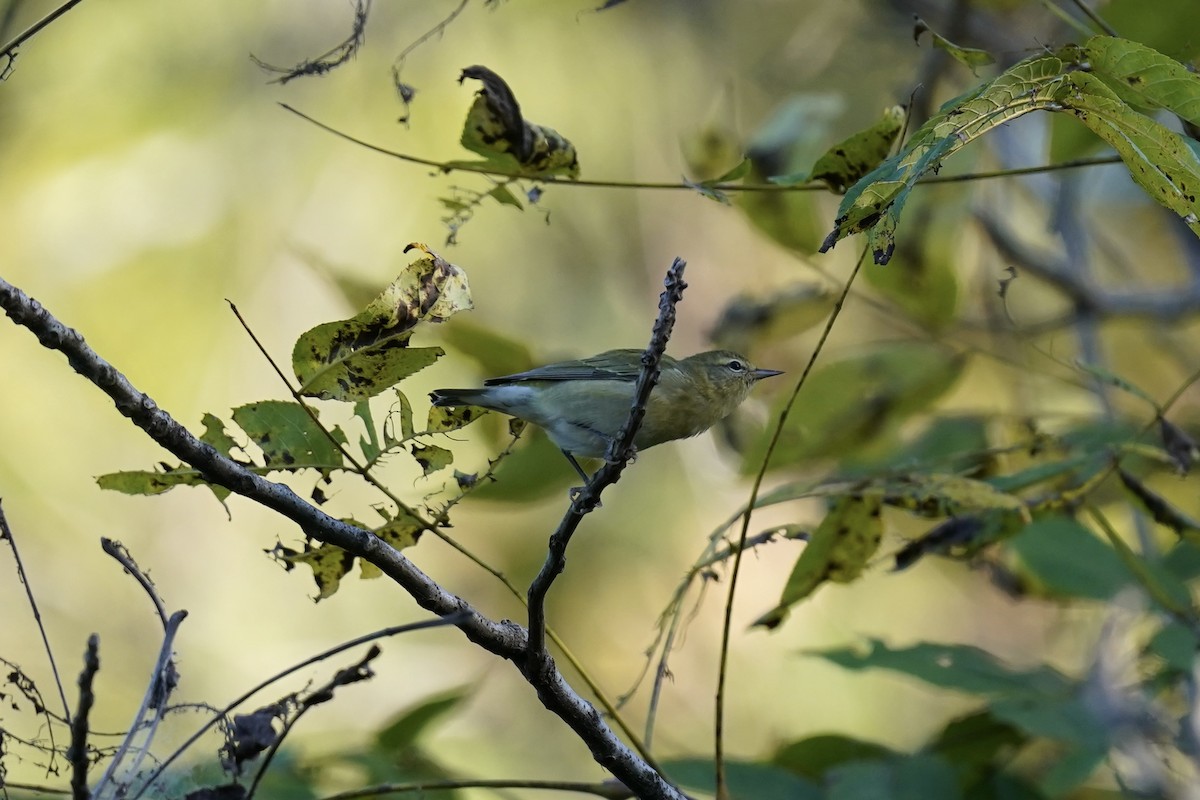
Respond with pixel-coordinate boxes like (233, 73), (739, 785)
(0, 275), (685, 800)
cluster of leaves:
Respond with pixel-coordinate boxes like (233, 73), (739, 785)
(96, 244), (497, 599)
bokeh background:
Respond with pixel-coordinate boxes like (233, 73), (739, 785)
(3, 0), (1200, 796)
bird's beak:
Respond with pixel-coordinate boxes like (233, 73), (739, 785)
(752, 368), (784, 380)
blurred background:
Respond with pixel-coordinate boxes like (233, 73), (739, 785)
(2, 0), (1199, 796)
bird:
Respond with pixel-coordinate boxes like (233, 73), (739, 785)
(430, 348), (783, 481)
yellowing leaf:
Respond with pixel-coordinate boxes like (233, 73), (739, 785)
(882, 473), (1030, 521)
(458, 65), (580, 179)
(410, 442), (453, 476)
(774, 106), (905, 192)
(427, 404), (487, 433)
(293, 245), (472, 402)
(755, 493), (884, 629)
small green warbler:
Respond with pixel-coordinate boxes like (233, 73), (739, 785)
(430, 349), (782, 479)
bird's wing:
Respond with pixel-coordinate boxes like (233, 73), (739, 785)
(484, 349), (670, 384)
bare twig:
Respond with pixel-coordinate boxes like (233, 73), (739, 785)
(250, 0), (370, 84)
(1, 500), (71, 718)
(976, 209), (1200, 324)
(130, 615), (464, 800)
(525, 258), (688, 669)
(714, 245), (869, 797)
(279, 103), (1118, 192)
(100, 537), (169, 629)
(92, 611), (187, 798)
(246, 647), (382, 798)
(0, 275), (685, 799)
(67, 634), (100, 800)
(0, 0), (88, 67)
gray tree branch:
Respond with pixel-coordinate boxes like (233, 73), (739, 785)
(0, 275), (685, 800)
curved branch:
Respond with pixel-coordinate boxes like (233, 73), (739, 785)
(0, 276), (685, 800)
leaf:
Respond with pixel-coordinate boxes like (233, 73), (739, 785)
(1073, 360), (1159, 409)
(354, 400), (382, 462)
(426, 404), (487, 433)
(771, 735), (896, 780)
(662, 758), (820, 800)
(1084, 35), (1200, 127)
(913, 15), (996, 75)
(745, 343), (964, 470)
(292, 244), (471, 402)
(1007, 517), (1132, 600)
(754, 493), (883, 629)
(893, 511), (1022, 571)
(825, 755), (961, 800)
(486, 183), (523, 209)
(709, 283), (836, 353)
(96, 465), (229, 501)
(774, 105), (905, 192)
(231, 401), (345, 476)
(820, 53), (1069, 261)
(200, 412), (240, 455)
(928, 711), (1026, 783)
(458, 65), (580, 179)
(1053, 70), (1200, 240)
(375, 689), (469, 753)
(882, 473), (1029, 519)
(409, 443), (453, 476)
(388, 390), (416, 445)
(812, 639), (1073, 697)
(272, 539), (357, 601)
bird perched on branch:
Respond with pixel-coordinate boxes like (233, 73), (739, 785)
(430, 349), (782, 480)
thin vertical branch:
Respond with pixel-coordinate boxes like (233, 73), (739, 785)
(0, 500), (71, 718)
(525, 258), (688, 667)
(714, 245), (868, 798)
(67, 634), (100, 800)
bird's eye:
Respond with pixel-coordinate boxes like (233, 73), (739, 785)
(726, 359), (746, 372)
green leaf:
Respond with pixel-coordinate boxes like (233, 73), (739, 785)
(812, 639), (1073, 697)
(486, 183), (523, 209)
(200, 412), (239, 455)
(1084, 36), (1200, 127)
(409, 442), (453, 476)
(272, 539), (357, 601)
(375, 689), (468, 753)
(292, 244), (471, 402)
(825, 755), (962, 800)
(231, 401), (345, 476)
(771, 735), (896, 780)
(820, 54), (1068, 262)
(928, 711), (1026, 783)
(1148, 620), (1196, 672)
(774, 105), (905, 192)
(426, 404), (487, 433)
(662, 758), (820, 800)
(914, 16), (996, 75)
(881, 473), (1028, 519)
(745, 342), (964, 469)
(459, 66), (580, 179)
(354, 400), (382, 462)
(1053, 70), (1200, 240)
(96, 465), (230, 502)
(1007, 517), (1131, 600)
(754, 493), (883, 629)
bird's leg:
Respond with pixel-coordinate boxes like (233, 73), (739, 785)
(562, 450), (601, 506)
(563, 450), (591, 483)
